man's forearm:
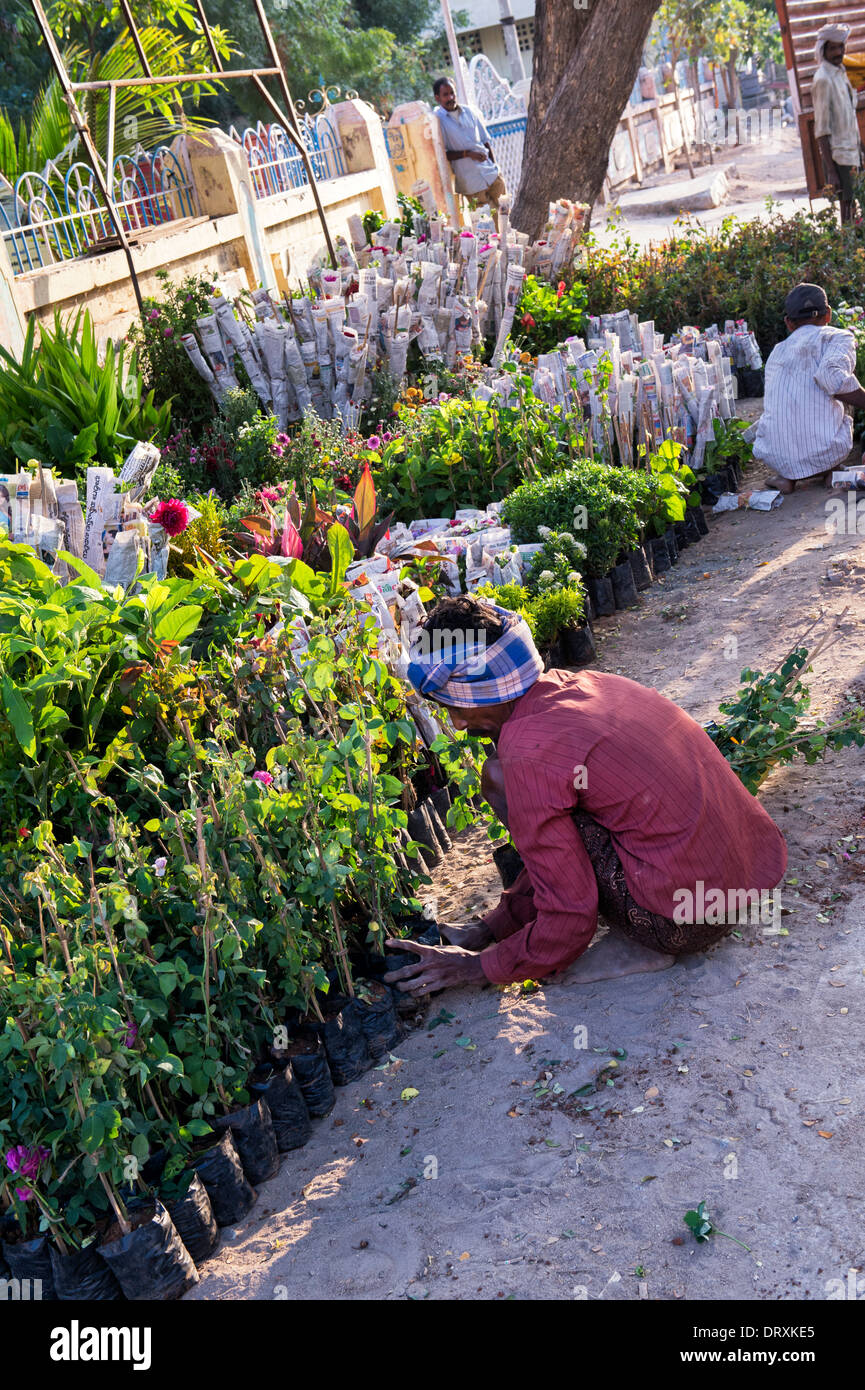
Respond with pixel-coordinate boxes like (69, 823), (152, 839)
(834, 386), (865, 409)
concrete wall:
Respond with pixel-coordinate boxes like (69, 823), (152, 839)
(0, 102), (398, 352)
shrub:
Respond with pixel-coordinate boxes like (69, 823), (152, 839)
(0, 310), (170, 475)
(372, 385), (574, 521)
(584, 206), (865, 354)
(127, 269), (217, 434)
(502, 461), (657, 576)
(526, 529), (588, 592)
(529, 586), (586, 649)
(513, 274), (588, 355)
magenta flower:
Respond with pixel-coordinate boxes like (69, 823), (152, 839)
(252, 770), (274, 786)
(5, 1144), (49, 1182)
(164, 326), (174, 338)
(147, 308), (160, 321)
(366, 434), (381, 450)
(124, 1023), (139, 1047)
(382, 431), (393, 442)
(150, 498), (190, 537)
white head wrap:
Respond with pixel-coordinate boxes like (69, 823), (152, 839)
(815, 22), (850, 64)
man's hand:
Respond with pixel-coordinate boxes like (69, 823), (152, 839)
(383, 939), (487, 993)
(467, 150), (487, 162)
(439, 920), (493, 951)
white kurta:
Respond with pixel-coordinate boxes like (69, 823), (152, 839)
(753, 324), (860, 478)
(812, 60), (860, 166)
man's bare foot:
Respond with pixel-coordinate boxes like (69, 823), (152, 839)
(566, 931), (675, 985)
(765, 475), (795, 495)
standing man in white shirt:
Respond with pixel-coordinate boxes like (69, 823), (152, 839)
(812, 22), (863, 224)
(433, 77), (507, 224)
(754, 284), (865, 493)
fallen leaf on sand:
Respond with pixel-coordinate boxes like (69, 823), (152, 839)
(645, 1086), (659, 1099)
(817, 1131), (834, 1139)
(401, 1087), (419, 1103)
(459, 1252), (470, 1261)
(802, 1120), (816, 1127)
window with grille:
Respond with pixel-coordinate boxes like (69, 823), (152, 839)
(516, 18), (534, 52)
(459, 30), (483, 57)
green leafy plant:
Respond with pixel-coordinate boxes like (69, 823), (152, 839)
(643, 438), (700, 533)
(703, 417), (754, 478)
(706, 634), (865, 793)
(528, 586), (585, 650)
(0, 310), (170, 474)
(513, 274), (588, 355)
(526, 528), (588, 592)
(502, 460), (657, 577)
(127, 270), (217, 433)
(683, 1200), (752, 1252)
(373, 380), (577, 522)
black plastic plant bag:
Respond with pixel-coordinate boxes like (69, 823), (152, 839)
(349, 984), (403, 1060)
(98, 1199), (198, 1301)
(189, 1129), (256, 1226)
(213, 1098), (279, 1186)
(688, 504), (710, 537)
(250, 1064), (312, 1151)
(648, 535), (671, 573)
(2, 1232), (58, 1300)
(585, 575), (615, 616)
(289, 1039), (336, 1117)
(166, 1172), (219, 1265)
(628, 546), (653, 591)
(406, 805), (441, 868)
(611, 559), (639, 609)
(424, 798), (452, 853)
(556, 623), (596, 667)
(321, 1002), (371, 1084)
(50, 1240), (123, 1301)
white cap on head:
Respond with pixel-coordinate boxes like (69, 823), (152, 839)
(815, 22), (851, 64)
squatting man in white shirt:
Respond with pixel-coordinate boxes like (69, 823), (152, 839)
(754, 283), (865, 494)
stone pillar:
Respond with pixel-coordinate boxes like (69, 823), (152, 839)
(0, 234), (26, 357)
(386, 102), (459, 223)
(331, 99), (399, 218)
(181, 130), (274, 292)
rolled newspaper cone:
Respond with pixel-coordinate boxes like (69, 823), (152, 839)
(311, 303), (330, 357)
(181, 332), (222, 402)
(196, 313), (239, 394)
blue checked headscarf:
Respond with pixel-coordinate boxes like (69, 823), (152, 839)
(406, 604), (544, 708)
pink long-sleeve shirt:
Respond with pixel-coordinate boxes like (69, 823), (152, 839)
(480, 670), (787, 985)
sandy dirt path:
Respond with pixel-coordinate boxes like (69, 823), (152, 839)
(189, 449), (865, 1302)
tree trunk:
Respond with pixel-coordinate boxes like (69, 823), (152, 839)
(511, 0), (663, 239)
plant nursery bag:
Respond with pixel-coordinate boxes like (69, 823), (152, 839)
(166, 1172), (219, 1265)
(189, 1130), (256, 1226)
(2, 1231), (58, 1300)
(249, 1063), (312, 1151)
(212, 1097), (279, 1186)
(50, 1240), (123, 1301)
(287, 1038), (336, 1117)
(98, 1199), (198, 1301)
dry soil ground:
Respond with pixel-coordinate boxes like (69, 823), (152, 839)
(189, 446), (865, 1302)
